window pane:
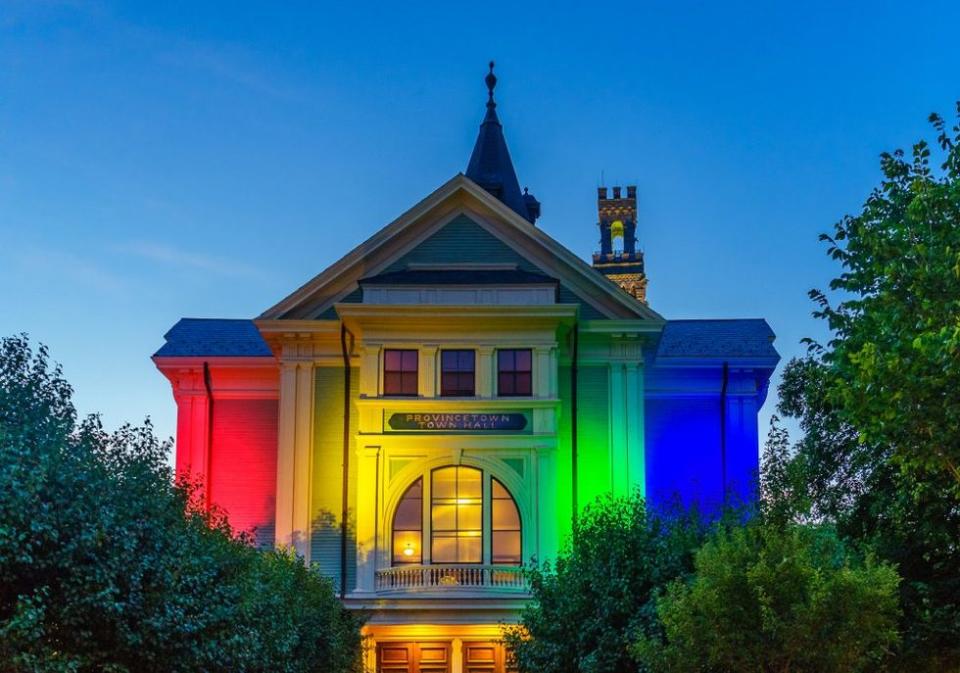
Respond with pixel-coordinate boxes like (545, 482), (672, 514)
(515, 372), (532, 396)
(401, 372), (418, 395)
(441, 350), (458, 370)
(393, 530), (422, 563)
(515, 349), (532, 371)
(458, 467), (482, 498)
(492, 499), (520, 530)
(383, 372), (401, 395)
(458, 536), (482, 563)
(432, 504), (456, 530)
(401, 350), (418, 370)
(498, 373), (514, 395)
(432, 467), (457, 499)
(458, 350), (475, 369)
(385, 350), (402, 370)
(440, 372), (458, 396)
(459, 503), (482, 530)
(497, 349), (514, 370)
(492, 531), (521, 564)
(432, 536), (457, 563)
(458, 373), (475, 396)
(491, 479), (509, 499)
(394, 498), (421, 530)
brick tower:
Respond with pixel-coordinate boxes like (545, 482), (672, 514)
(591, 185), (647, 303)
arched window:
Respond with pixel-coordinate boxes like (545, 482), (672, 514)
(431, 466), (482, 563)
(390, 466), (523, 567)
(492, 478), (521, 565)
(391, 478), (422, 564)
(610, 220), (625, 254)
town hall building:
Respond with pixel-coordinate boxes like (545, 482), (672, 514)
(154, 64), (779, 673)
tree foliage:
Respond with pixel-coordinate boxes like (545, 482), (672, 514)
(805, 104), (960, 487)
(633, 520), (900, 673)
(0, 335), (364, 673)
(770, 105), (960, 671)
(503, 492), (707, 673)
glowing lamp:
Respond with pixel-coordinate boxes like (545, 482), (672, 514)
(403, 543), (415, 557)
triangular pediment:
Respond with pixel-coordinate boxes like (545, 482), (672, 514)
(258, 175), (664, 322)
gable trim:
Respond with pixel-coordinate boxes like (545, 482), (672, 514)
(259, 174), (665, 322)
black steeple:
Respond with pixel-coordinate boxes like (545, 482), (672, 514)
(466, 62), (539, 223)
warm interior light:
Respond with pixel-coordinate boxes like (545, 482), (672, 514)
(403, 544), (415, 557)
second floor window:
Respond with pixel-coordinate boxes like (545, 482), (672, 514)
(384, 349), (418, 396)
(497, 349), (532, 396)
(441, 350), (475, 396)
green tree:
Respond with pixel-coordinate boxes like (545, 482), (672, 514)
(805, 104), (960, 488)
(503, 492), (707, 673)
(634, 520), (900, 673)
(774, 359), (960, 671)
(0, 335), (364, 673)
(770, 104), (960, 671)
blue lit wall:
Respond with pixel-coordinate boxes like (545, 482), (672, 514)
(644, 365), (768, 510)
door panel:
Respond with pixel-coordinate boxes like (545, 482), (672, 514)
(377, 642), (451, 673)
(463, 642), (516, 673)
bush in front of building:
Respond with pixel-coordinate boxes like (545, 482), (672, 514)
(631, 518), (900, 673)
(503, 492), (709, 673)
(0, 335), (363, 673)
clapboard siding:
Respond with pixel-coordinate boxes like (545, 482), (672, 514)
(311, 366), (359, 592)
(577, 365), (611, 506)
(208, 398), (278, 548)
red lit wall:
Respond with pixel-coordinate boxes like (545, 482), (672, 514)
(155, 357), (280, 547)
(209, 398), (278, 546)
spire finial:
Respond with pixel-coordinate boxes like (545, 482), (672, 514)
(485, 60), (497, 105)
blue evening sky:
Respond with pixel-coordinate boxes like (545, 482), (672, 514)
(3, 1), (959, 455)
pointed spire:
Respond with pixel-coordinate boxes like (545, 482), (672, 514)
(466, 62), (539, 223)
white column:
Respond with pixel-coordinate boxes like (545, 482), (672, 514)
(420, 345), (438, 397)
(625, 361), (644, 494)
(275, 362), (298, 550)
(609, 362), (629, 495)
(534, 444), (557, 564)
(477, 346), (495, 398)
(359, 343), (381, 397)
(354, 445), (380, 593)
(292, 362), (315, 561)
(534, 346), (551, 399)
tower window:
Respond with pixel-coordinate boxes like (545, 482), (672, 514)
(497, 349), (532, 397)
(611, 220), (625, 254)
(384, 349), (418, 396)
(440, 350), (475, 397)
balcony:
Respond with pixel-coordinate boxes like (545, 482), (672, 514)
(375, 564), (528, 594)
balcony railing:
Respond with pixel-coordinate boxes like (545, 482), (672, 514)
(375, 564), (527, 593)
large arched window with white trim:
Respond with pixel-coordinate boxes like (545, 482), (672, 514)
(390, 466), (522, 567)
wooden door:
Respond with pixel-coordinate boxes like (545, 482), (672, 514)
(377, 642), (452, 673)
(463, 642), (516, 673)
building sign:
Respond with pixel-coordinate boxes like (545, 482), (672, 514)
(387, 412), (529, 433)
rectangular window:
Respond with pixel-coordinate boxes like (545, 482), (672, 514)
(384, 349), (418, 396)
(440, 350), (475, 397)
(497, 349), (532, 397)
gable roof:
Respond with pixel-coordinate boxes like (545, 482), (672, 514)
(655, 319), (779, 364)
(259, 174), (664, 323)
(153, 318), (272, 358)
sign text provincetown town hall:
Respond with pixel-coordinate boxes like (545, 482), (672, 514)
(153, 64), (779, 673)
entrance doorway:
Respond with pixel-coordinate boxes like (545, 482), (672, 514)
(376, 641), (515, 673)
(377, 642), (451, 673)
